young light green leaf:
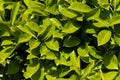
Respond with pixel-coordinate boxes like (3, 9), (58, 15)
(62, 21), (80, 33)
(81, 61), (94, 79)
(88, 46), (102, 59)
(70, 51), (80, 75)
(29, 39), (40, 50)
(59, 5), (78, 18)
(0, 46), (14, 63)
(77, 43), (89, 57)
(50, 18), (62, 30)
(17, 33), (32, 44)
(114, 33), (120, 46)
(63, 35), (81, 47)
(40, 44), (57, 60)
(45, 4), (59, 15)
(93, 18), (110, 27)
(97, 0), (110, 10)
(103, 51), (118, 69)
(11, 2), (20, 25)
(110, 15), (120, 25)
(45, 38), (59, 51)
(69, 2), (92, 12)
(46, 75), (56, 80)
(97, 30), (111, 46)
(24, 62), (40, 79)
(112, 0), (120, 8)
(86, 8), (100, 20)
(1, 40), (13, 46)
(53, 30), (63, 39)
(104, 71), (118, 80)
(17, 25), (35, 37)
(26, 21), (40, 32)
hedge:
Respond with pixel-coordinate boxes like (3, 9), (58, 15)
(0, 0), (120, 80)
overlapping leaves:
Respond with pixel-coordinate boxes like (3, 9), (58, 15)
(0, 0), (120, 80)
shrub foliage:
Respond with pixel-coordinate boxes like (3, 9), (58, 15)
(0, 0), (120, 80)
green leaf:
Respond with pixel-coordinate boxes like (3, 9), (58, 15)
(31, 68), (45, 80)
(70, 51), (80, 75)
(0, 23), (10, 37)
(114, 33), (120, 46)
(45, 4), (59, 15)
(53, 30), (63, 39)
(11, 2), (20, 25)
(59, 5), (78, 18)
(97, 0), (110, 10)
(77, 43), (89, 57)
(112, 0), (120, 8)
(88, 46), (102, 59)
(86, 8), (100, 20)
(50, 18), (62, 30)
(46, 75), (56, 80)
(97, 30), (111, 46)
(81, 61), (94, 80)
(93, 18), (110, 27)
(0, 46), (14, 63)
(26, 21), (41, 33)
(40, 44), (57, 60)
(24, 61), (40, 79)
(45, 38), (59, 51)
(7, 61), (19, 74)
(17, 33), (32, 44)
(1, 39), (13, 46)
(55, 49), (72, 66)
(63, 35), (80, 47)
(69, 2), (92, 12)
(104, 71), (118, 80)
(59, 66), (71, 77)
(17, 25), (35, 37)
(103, 51), (118, 69)
(29, 39), (40, 50)
(62, 21), (80, 33)
(110, 15), (120, 25)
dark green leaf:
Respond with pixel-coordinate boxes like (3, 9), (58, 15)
(63, 35), (81, 47)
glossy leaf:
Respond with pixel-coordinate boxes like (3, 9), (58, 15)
(45, 4), (59, 15)
(59, 5), (78, 18)
(104, 71), (118, 80)
(88, 46), (102, 59)
(62, 21), (80, 33)
(17, 33), (32, 44)
(110, 15), (120, 25)
(11, 2), (20, 25)
(40, 44), (57, 60)
(77, 43), (89, 57)
(0, 46), (14, 63)
(50, 18), (62, 30)
(45, 38), (59, 51)
(24, 61), (40, 79)
(97, 30), (111, 46)
(26, 21), (41, 32)
(69, 2), (92, 12)
(81, 61), (94, 79)
(98, 0), (110, 10)
(29, 39), (40, 50)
